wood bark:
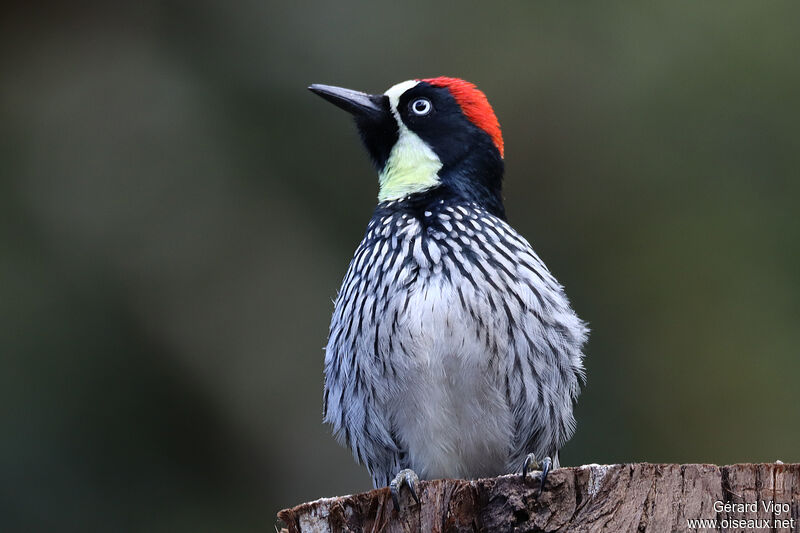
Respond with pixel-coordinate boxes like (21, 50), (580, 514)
(278, 463), (799, 532)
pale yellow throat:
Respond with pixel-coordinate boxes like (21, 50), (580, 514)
(378, 79), (443, 203)
(378, 125), (442, 202)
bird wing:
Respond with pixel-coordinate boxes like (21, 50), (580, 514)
(459, 213), (588, 468)
(323, 225), (407, 488)
(324, 208), (587, 483)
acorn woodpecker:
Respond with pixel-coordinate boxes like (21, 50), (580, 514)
(310, 77), (587, 509)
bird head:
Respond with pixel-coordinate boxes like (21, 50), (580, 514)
(310, 77), (505, 216)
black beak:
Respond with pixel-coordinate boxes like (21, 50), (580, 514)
(309, 84), (386, 120)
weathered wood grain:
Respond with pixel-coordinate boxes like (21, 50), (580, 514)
(278, 463), (799, 532)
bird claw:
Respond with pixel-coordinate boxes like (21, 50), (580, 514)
(521, 453), (552, 496)
(390, 468), (420, 510)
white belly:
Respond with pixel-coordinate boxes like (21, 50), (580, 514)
(389, 277), (514, 480)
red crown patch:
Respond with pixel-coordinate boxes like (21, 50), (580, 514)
(420, 77), (504, 158)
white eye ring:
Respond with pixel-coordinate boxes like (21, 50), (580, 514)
(410, 98), (432, 116)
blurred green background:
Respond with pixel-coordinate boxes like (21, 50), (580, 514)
(2, 1), (799, 531)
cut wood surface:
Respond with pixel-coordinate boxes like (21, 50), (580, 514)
(278, 463), (799, 532)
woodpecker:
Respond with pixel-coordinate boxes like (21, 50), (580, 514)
(310, 77), (587, 509)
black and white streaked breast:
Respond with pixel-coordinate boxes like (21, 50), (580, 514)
(324, 197), (586, 483)
(332, 198), (564, 345)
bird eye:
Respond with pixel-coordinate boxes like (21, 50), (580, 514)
(410, 98), (432, 116)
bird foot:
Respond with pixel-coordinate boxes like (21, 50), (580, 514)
(390, 468), (420, 511)
(521, 453), (552, 496)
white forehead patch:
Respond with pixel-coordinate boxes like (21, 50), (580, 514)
(384, 80), (420, 114)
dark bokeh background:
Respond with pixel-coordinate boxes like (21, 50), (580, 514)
(2, 1), (799, 531)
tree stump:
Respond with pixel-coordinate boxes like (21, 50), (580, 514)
(277, 463), (799, 532)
